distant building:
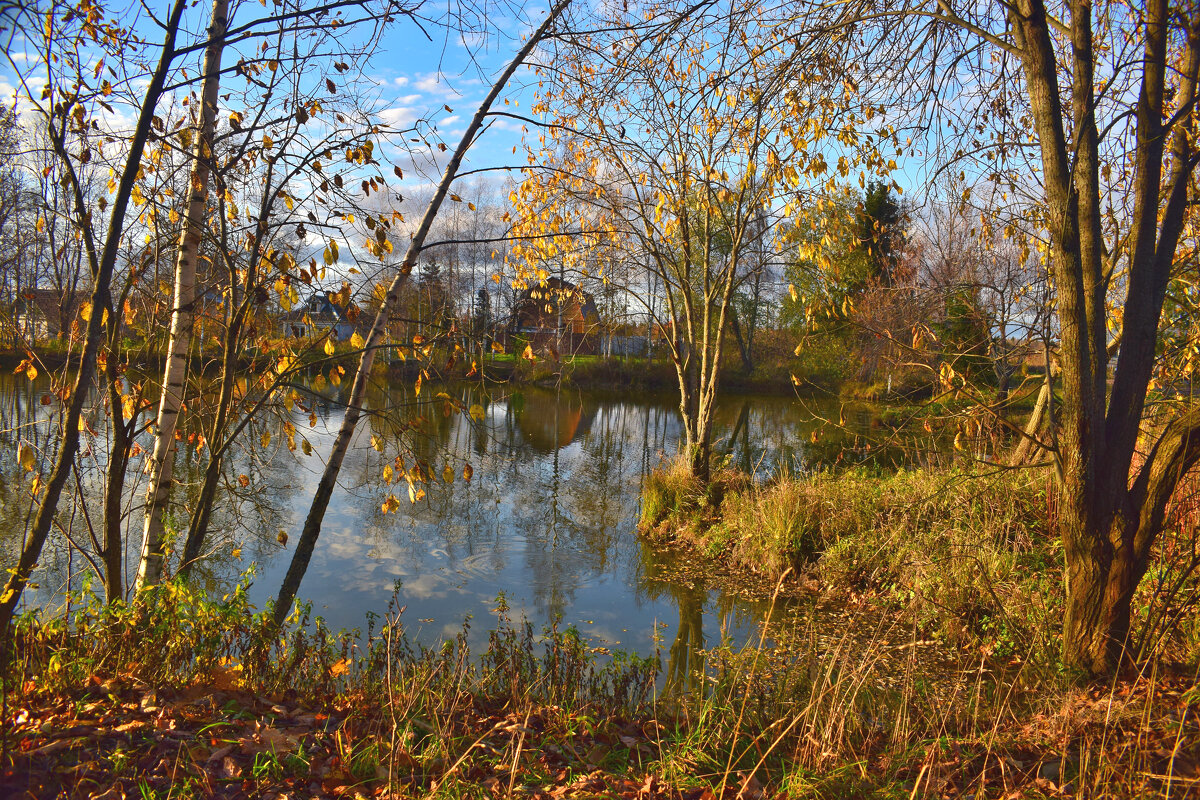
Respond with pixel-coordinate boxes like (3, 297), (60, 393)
(280, 291), (362, 341)
(13, 288), (87, 340)
(509, 277), (600, 356)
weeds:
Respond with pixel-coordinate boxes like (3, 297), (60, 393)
(634, 463), (1200, 797)
(5, 464), (1200, 797)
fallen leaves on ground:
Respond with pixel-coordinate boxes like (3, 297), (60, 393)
(3, 665), (1198, 798)
(1, 673), (751, 800)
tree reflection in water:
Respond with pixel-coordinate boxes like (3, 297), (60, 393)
(1, 372), (884, 658)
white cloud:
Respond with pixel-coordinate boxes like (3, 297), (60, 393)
(379, 106), (418, 128)
(484, 117), (523, 132)
(414, 72), (452, 94)
(412, 72), (481, 102)
(441, 115), (460, 126)
(393, 76), (409, 87)
(402, 574), (451, 600)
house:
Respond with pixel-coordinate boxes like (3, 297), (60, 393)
(508, 277), (600, 356)
(280, 290), (362, 341)
(13, 288), (87, 340)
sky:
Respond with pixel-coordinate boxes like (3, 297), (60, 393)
(0, 0), (554, 197)
(354, 0), (551, 191)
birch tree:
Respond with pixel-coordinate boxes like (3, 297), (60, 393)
(0, 0), (417, 625)
(178, 9), (403, 575)
(508, 0), (894, 481)
(135, 0), (230, 591)
(0, 0), (192, 635)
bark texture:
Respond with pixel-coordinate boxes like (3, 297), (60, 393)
(136, 0), (229, 590)
(1006, 0), (1200, 675)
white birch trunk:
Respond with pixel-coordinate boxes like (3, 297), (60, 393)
(136, 0), (229, 590)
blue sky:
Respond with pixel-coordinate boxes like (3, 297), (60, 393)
(350, 1), (554, 196)
(0, 0), (551, 195)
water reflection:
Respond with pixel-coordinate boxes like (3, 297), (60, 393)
(1, 372), (891, 665)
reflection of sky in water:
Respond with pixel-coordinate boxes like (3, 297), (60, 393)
(232, 385), (814, 658)
(0, 375), (871, 665)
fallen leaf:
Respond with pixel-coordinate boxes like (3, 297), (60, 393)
(221, 755), (241, 778)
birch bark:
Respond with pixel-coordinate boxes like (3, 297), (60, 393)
(136, 0), (230, 590)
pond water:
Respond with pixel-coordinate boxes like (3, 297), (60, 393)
(0, 371), (906, 666)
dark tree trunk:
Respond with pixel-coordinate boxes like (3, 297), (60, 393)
(0, 0), (190, 637)
(1006, 0), (1200, 675)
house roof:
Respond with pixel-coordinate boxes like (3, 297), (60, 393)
(279, 290), (361, 325)
(15, 288), (88, 334)
(513, 278), (599, 330)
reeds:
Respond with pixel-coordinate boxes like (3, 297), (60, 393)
(5, 459), (1200, 797)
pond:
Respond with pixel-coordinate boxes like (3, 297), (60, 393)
(0, 371), (908, 667)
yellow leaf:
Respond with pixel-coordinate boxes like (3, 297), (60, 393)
(232, 547), (242, 559)
(260, 431), (271, 448)
(301, 439), (312, 455)
(462, 463), (473, 482)
(414, 375), (422, 396)
(330, 658), (351, 677)
(26, 364), (37, 381)
(350, 331), (365, 349)
(122, 395), (136, 420)
(370, 435), (383, 452)
(324, 338), (336, 356)
(383, 464), (394, 483)
(468, 404), (485, 421)
(18, 442), (36, 472)
(443, 464), (454, 484)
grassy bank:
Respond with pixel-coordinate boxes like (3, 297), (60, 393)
(635, 460), (1200, 796)
(5, 551), (1200, 797)
(640, 464), (1061, 656)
